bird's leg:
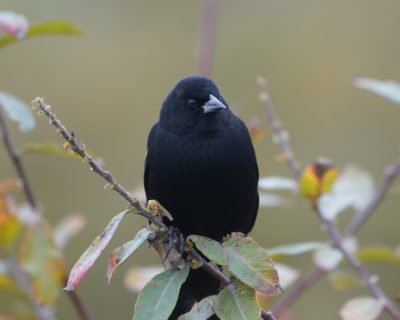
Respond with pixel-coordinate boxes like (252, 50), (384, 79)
(163, 226), (185, 262)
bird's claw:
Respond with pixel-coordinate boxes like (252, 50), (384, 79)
(163, 226), (185, 262)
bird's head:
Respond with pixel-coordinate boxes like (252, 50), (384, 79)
(160, 76), (230, 136)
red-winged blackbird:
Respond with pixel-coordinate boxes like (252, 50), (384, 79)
(144, 76), (259, 319)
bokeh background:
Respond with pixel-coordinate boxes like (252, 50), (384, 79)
(1, 0), (399, 319)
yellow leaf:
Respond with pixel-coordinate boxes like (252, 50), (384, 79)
(299, 159), (338, 202)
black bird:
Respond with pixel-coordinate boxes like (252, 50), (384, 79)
(144, 76), (259, 319)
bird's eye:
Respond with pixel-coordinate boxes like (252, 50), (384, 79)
(187, 99), (199, 108)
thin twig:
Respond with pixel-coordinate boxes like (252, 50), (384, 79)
(258, 76), (400, 319)
(0, 108), (92, 320)
(256, 76), (302, 179)
(33, 98), (163, 230)
(196, 0), (219, 77)
(0, 109), (38, 212)
(4, 256), (57, 320)
(33, 97), (275, 320)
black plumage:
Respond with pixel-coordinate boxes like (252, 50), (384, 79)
(144, 76), (259, 319)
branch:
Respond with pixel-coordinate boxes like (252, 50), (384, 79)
(4, 256), (57, 320)
(258, 76), (400, 319)
(33, 98), (163, 229)
(0, 109), (38, 212)
(256, 76), (302, 179)
(33, 97), (275, 320)
(196, 0), (219, 77)
(313, 204), (400, 319)
(0, 108), (92, 320)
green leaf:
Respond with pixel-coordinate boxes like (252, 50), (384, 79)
(339, 297), (384, 320)
(216, 280), (260, 320)
(267, 241), (327, 259)
(356, 246), (400, 264)
(0, 20), (83, 49)
(0, 92), (35, 132)
(189, 235), (228, 265)
(178, 295), (217, 320)
(223, 234), (280, 294)
(65, 209), (132, 291)
(132, 265), (189, 320)
(107, 228), (154, 282)
(19, 220), (65, 304)
(20, 142), (81, 160)
(353, 76), (400, 105)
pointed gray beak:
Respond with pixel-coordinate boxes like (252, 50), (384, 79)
(202, 94), (227, 114)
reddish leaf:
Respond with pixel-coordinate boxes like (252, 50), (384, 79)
(107, 228), (153, 282)
(65, 209), (131, 291)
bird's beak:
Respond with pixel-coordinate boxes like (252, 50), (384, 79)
(202, 94), (227, 114)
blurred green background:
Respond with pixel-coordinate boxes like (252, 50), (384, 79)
(1, 0), (399, 319)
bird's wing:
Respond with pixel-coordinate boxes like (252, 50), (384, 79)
(144, 123), (159, 199)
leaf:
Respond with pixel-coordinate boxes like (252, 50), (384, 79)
(313, 238), (358, 271)
(124, 265), (164, 293)
(0, 20), (83, 49)
(0, 211), (22, 246)
(132, 265), (189, 320)
(189, 235), (228, 265)
(353, 76), (400, 104)
(258, 176), (297, 191)
(0, 92), (35, 132)
(223, 234), (280, 294)
(267, 241), (327, 259)
(356, 246), (400, 264)
(107, 228), (153, 282)
(19, 220), (65, 304)
(178, 295), (217, 320)
(258, 192), (291, 208)
(53, 213), (86, 250)
(20, 142), (81, 160)
(216, 280), (260, 320)
(64, 209), (132, 291)
(318, 165), (374, 220)
(0, 11), (29, 37)
(339, 297), (384, 320)
(299, 159), (338, 201)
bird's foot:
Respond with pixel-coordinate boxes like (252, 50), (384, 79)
(163, 226), (185, 263)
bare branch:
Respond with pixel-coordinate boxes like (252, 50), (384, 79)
(196, 0), (219, 77)
(33, 98), (163, 229)
(0, 109), (38, 212)
(256, 76), (302, 179)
